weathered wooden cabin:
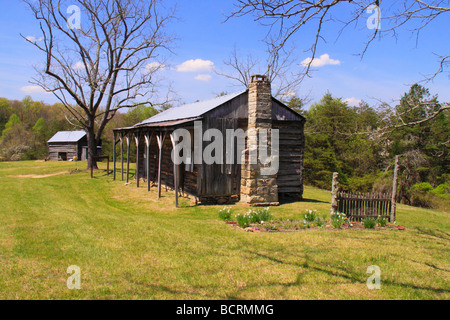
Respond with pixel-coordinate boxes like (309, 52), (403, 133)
(47, 131), (87, 161)
(113, 75), (305, 206)
(48, 131), (101, 161)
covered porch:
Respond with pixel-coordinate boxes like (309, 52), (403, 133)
(112, 118), (199, 207)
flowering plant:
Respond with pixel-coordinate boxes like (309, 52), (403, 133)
(218, 206), (232, 221)
(331, 212), (347, 229)
(304, 209), (318, 222)
(376, 215), (388, 227)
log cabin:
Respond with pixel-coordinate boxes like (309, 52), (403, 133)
(48, 131), (101, 161)
(47, 131), (87, 161)
(113, 75), (305, 206)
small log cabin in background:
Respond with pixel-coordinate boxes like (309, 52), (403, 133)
(48, 131), (101, 161)
(113, 75), (305, 206)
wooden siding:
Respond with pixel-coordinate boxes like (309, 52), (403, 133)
(273, 120), (305, 199)
(204, 91), (305, 122)
(48, 142), (79, 161)
(197, 118), (241, 198)
(272, 99), (304, 121)
(120, 91), (305, 203)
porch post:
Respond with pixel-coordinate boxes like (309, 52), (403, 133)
(145, 132), (153, 192)
(126, 134), (130, 183)
(170, 132), (179, 208)
(113, 132), (116, 180)
(135, 133), (140, 188)
(156, 132), (164, 198)
(120, 134), (124, 181)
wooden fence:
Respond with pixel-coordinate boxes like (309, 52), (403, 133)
(336, 191), (393, 222)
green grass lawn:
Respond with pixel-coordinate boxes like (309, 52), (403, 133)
(0, 160), (448, 299)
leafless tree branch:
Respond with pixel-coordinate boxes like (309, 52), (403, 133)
(22, 0), (176, 168)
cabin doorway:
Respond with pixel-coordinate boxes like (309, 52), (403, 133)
(58, 152), (67, 161)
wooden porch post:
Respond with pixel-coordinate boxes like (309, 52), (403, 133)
(113, 132), (116, 180)
(126, 134), (130, 183)
(170, 132), (179, 208)
(135, 133), (140, 188)
(120, 134), (124, 181)
(145, 132), (153, 192)
(156, 132), (165, 198)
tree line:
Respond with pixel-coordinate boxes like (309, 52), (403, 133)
(1, 82), (448, 209)
(0, 96), (158, 162)
(290, 84), (449, 210)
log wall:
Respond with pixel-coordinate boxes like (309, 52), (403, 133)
(48, 142), (78, 161)
(273, 120), (305, 200)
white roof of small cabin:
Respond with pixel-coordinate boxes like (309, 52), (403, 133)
(135, 91), (246, 126)
(48, 131), (86, 143)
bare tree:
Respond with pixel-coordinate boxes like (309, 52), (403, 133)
(23, 0), (175, 168)
(227, 1), (450, 124)
(215, 45), (304, 99)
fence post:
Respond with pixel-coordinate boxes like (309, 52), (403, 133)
(390, 155), (399, 223)
(331, 172), (339, 217)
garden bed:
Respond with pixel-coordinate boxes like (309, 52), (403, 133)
(218, 207), (405, 233)
(224, 220), (406, 232)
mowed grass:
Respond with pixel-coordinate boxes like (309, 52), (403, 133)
(0, 161), (448, 299)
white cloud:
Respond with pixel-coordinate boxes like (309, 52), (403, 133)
(25, 35), (44, 42)
(20, 85), (48, 94)
(194, 74), (212, 82)
(145, 62), (165, 72)
(301, 54), (340, 67)
(280, 90), (296, 99)
(176, 59), (214, 72)
(72, 61), (85, 70)
(344, 97), (362, 106)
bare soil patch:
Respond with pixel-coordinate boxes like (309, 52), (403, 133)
(9, 171), (68, 179)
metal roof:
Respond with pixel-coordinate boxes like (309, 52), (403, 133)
(135, 91), (246, 126)
(48, 131), (86, 143)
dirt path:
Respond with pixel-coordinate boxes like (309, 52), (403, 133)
(9, 171), (68, 179)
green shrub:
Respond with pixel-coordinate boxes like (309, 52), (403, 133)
(253, 207), (273, 223)
(236, 213), (250, 228)
(376, 216), (387, 227)
(330, 212), (347, 229)
(431, 183), (450, 197)
(235, 208), (273, 228)
(410, 191), (434, 208)
(218, 206), (232, 221)
(304, 209), (318, 222)
(248, 210), (260, 224)
(362, 217), (376, 229)
(314, 216), (325, 227)
(347, 174), (377, 193)
(245, 208), (274, 224)
(411, 182), (433, 194)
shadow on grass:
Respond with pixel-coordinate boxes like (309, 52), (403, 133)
(286, 198), (330, 204)
(225, 250), (450, 299)
(415, 227), (450, 242)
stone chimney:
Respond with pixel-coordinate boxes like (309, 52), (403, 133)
(240, 75), (279, 205)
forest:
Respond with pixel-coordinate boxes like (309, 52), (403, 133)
(0, 83), (448, 210)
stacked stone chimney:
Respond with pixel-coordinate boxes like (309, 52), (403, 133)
(240, 75), (279, 205)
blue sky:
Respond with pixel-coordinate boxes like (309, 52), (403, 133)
(1, 0), (449, 109)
